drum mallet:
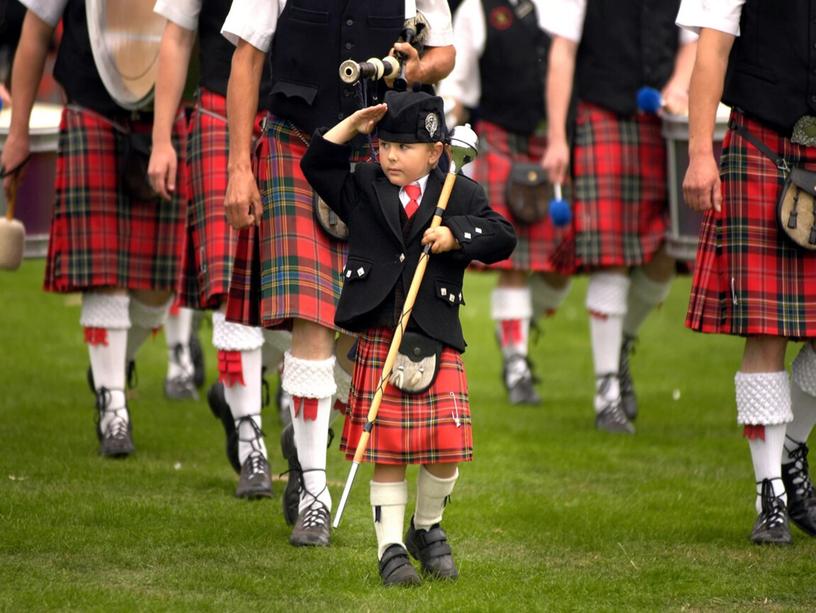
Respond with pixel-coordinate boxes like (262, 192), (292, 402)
(549, 182), (572, 227)
(332, 124), (479, 529)
(636, 86), (663, 114)
(0, 170), (25, 271)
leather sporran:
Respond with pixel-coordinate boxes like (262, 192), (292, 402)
(313, 192), (349, 241)
(388, 331), (442, 394)
(777, 167), (816, 250)
(505, 162), (552, 224)
(121, 131), (157, 201)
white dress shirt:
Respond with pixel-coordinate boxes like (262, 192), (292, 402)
(222, 0), (453, 52)
(18, 0), (68, 28)
(153, 0), (202, 31)
(541, 0), (697, 45)
(676, 0), (745, 37)
(438, 0), (548, 108)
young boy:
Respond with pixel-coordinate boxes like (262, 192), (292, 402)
(301, 90), (516, 585)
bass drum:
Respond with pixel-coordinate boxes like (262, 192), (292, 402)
(86, 0), (165, 110)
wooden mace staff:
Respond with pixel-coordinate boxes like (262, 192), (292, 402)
(333, 123), (479, 528)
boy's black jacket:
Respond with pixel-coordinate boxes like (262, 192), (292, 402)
(301, 130), (517, 352)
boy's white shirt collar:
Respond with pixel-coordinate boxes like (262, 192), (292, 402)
(398, 173), (431, 207)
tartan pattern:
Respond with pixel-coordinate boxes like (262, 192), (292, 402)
(470, 120), (572, 273)
(227, 115), (372, 329)
(340, 327), (473, 465)
(686, 110), (816, 339)
(570, 101), (668, 268)
(178, 90), (265, 309)
(44, 106), (187, 293)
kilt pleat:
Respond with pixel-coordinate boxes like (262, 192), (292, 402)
(179, 89), (265, 309)
(686, 111), (816, 339)
(470, 120), (572, 273)
(44, 106), (187, 293)
(227, 115), (371, 330)
(570, 101), (668, 268)
(340, 328), (473, 465)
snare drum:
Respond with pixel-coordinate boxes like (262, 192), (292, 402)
(0, 103), (63, 257)
(662, 104), (731, 261)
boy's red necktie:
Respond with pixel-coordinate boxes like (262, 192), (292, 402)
(403, 183), (421, 218)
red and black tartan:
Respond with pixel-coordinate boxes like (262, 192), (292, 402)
(44, 105), (187, 293)
(227, 115), (372, 330)
(340, 328), (473, 465)
(686, 110), (816, 339)
(470, 120), (572, 273)
(567, 101), (668, 269)
(178, 89), (265, 309)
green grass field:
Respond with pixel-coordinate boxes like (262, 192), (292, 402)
(1, 261), (815, 611)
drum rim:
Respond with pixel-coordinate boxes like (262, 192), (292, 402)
(86, 0), (161, 111)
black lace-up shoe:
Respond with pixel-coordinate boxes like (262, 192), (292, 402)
(95, 387), (134, 458)
(235, 450), (273, 499)
(207, 382), (240, 473)
(503, 354), (541, 406)
(379, 544), (421, 587)
(290, 500), (331, 547)
(781, 440), (816, 536)
(619, 335), (638, 420)
(595, 401), (636, 434)
(404, 518), (458, 580)
(750, 479), (792, 545)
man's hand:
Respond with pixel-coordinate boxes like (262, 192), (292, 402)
(147, 141), (178, 201)
(661, 80), (690, 116)
(225, 166), (262, 229)
(683, 154), (722, 213)
(422, 226), (459, 254)
(391, 41), (423, 86)
(1, 131), (30, 200)
(541, 136), (570, 185)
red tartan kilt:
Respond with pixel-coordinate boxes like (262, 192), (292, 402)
(569, 102), (668, 269)
(686, 111), (816, 339)
(178, 89), (265, 309)
(227, 115), (370, 330)
(44, 106), (187, 293)
(340, 328), (473, 465)
(470, 120), (572, 273)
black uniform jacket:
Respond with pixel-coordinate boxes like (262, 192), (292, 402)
(301, 131), (517, 353)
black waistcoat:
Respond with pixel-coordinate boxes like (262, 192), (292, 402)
(198, 0), (272, 101)
(269, 0), (404, 134)
(53, 0), (122, 117)
(723, 0), (816, 134)
(478, 0), (549, 134)
(575, 0), (680, 116)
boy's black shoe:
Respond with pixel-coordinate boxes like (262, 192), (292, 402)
(750, 479), (792, 545)
(206, 382), (240, 474)
(379, 544), (421, 587)
(619, 335), (638, 420)
(781, 441), (816, 536)
(405, 518), (458, 580)
(280, 423), (302, 526)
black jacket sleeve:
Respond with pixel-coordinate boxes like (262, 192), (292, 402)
(444, 184), (517, 265)
(299, 129), (360, 223)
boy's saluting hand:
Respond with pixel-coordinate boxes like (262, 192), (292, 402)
(324, 104), (389, 144)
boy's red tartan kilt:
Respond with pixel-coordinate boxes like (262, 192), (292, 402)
(568, 101), (668, 269)
(470, 120), (572, 273)
(686, 111), (816, 339)
(44, 106), (187, 293)
(340, 328), (473, 465)
(178, 89), (265, 309)
(227, 115), (371, 329)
